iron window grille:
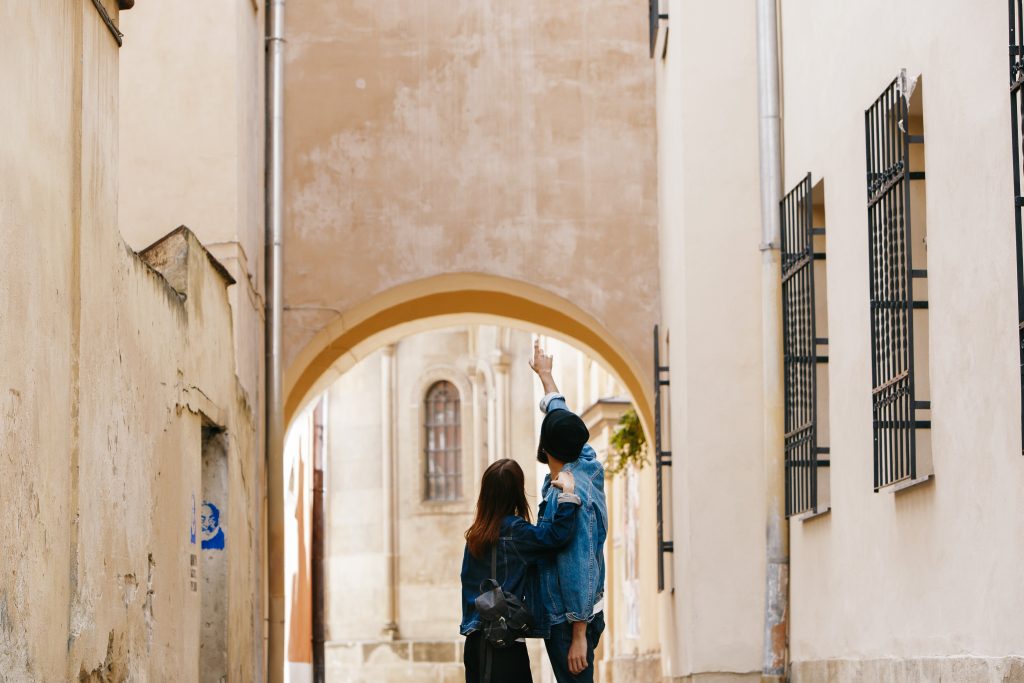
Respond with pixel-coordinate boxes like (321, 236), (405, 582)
(864, 72), (931, 491)
(424, 381), (462, 501)
(1009, 0), (1024, 451)
(648, 0), (667, 59)
(652, 325), (673, 591)
(781, 174), (830, 517)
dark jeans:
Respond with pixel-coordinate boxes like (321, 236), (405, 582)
(464, 631), (533, 683)
(544, 611), (605, 683)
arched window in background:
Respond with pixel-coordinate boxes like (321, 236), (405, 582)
(425, 380), (461, 501)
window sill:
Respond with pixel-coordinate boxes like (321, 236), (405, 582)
(881, 473), (934, 494)
(794, 506), (831, 522)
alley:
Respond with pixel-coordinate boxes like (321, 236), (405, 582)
(4, 1), (1024, 682)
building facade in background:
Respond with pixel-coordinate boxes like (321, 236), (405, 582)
(283, 329), (663, 683)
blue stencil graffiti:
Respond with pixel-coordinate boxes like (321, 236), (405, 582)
(201, 501), (225, 550)
(190, 493), (197, 545)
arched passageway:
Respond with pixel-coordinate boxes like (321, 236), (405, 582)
(283, 319), (661, 683)
(284, 274), (654, 434)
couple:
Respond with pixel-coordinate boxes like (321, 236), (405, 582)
(460, 341), (607, 683)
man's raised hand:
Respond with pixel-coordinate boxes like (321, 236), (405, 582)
(529, 339), (554, 376)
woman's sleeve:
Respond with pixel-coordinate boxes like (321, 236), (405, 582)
(509, 494), (581, 558)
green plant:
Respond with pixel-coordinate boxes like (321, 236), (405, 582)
(605, 408), (648, 477)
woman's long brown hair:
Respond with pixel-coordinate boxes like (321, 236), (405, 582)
(465, 459), (532, 559)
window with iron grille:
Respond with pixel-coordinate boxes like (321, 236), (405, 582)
(648, 0), (667, 59)
(781, 174), (830, 517)
(1008, 0), (1024, 452)
(864, 71), (932, 491)
(424, 381), (462, 501)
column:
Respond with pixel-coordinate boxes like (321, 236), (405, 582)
(380, 345), (399, 639)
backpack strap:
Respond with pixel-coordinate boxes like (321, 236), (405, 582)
(483, 543), (496, 683)
(481, 637), (492, 683)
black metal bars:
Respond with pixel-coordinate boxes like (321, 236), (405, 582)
(648, 0), (668, 59)
(781, 174), (829, 516)
(1009, 0), (1024, 453)
(653, 324), (673, 591)
(90, 0), (124, 47)
(865, 75), (929, 490)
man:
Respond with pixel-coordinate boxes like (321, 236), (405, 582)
(200, 501), (225, 550)
(529, 340), (608, 682)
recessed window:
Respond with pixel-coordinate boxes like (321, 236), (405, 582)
(424, 381), (462, 501)
(781, 174), (830, 516)
(864, 71), (932, 490)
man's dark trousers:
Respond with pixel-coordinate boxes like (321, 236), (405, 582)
(544, 611), (605, 683)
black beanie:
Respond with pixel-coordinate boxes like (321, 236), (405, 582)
(538, 409), (590, 464)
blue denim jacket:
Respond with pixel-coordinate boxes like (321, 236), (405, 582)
(459, 495), (580, 638)
(538, 397), (608, 624)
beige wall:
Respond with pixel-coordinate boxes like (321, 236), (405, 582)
(654, 0), (767, 679)
(119, 0), (266, 410)
(0, 3), (261, 680)
(281, 0), (659, 430)
(118, 5), (267, 677)
(779, 1), (1024, 677)
(654, 1), (1024, 680)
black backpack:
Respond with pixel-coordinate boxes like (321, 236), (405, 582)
(474, 544), (534, 648)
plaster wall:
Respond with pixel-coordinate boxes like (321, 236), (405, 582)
(654, 0), (768, 678)
(118, 0), (266, 409)
(0, 3), (261, 679)
(281, 0), (659, 420)
(779, 1), (1024, 675)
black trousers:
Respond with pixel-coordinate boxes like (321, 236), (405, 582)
(464, 631), (533, 683)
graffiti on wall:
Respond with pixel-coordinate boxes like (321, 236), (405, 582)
(190, 493), (197, 545)
(201, 501), (225, 550)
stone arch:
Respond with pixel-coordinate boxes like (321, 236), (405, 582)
(283, 273), (653, 436)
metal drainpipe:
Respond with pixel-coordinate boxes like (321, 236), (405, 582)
(265, 0), (286, 680)
(756, 0), (788, 680)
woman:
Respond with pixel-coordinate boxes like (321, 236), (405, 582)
(460, 458), (580, 683)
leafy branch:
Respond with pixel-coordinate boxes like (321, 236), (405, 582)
(605, 408), (648, 477)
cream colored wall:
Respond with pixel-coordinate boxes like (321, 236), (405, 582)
(323, 348), (386, 641)
(281, 0), (659, 419)
(779, 0), (1024, 672)
(654, 0), (767, 678)
(0, 4), (261, 680)
(117, 6), (267, 676)
(118, 0), (265, 409)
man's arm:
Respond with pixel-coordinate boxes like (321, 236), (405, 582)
(568, 621), (588, 675)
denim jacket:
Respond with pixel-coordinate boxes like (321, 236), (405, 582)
(538, 397), (608, 624)
(459, 494), (581, 638)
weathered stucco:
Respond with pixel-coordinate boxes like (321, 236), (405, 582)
(281, 0), (659, 429)
(1, 3), (262, 680)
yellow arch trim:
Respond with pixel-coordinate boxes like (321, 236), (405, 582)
(283, 274), (653, 435)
